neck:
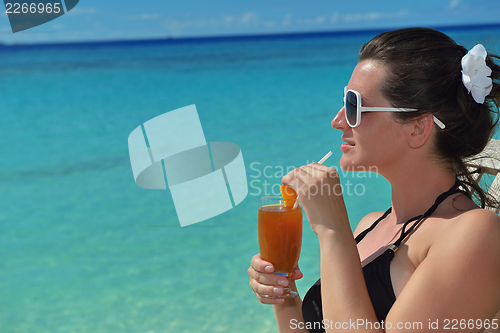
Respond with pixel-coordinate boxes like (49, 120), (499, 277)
(382, 160), (456, 224)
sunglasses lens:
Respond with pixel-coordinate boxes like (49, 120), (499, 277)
(345, 91), (358, 126)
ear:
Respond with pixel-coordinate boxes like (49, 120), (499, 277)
(408, 113), (434, 149)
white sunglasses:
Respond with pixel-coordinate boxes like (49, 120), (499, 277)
(344, 87), (446, 129)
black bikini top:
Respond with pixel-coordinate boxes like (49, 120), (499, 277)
(301, 181), (466, 332)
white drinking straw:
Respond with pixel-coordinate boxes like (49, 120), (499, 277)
(318, 151), (333, 164)
(292, 151), (333, 209)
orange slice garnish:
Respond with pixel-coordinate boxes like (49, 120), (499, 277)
(280, 185), (298, 209)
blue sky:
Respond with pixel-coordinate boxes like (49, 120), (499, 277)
(0, 0), (499, 44)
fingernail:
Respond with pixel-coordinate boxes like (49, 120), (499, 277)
(277, 279), (288, 286)
(264, 266), (273, 273)
(273, 287), (283, 294)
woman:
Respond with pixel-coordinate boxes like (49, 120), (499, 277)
(248, 27), (500, 332)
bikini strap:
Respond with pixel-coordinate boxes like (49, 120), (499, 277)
(355, 208), (392, 244)
(355, 180), (467, 249)
(390, 180), (466, 252)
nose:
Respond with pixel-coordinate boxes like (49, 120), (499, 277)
(332, 107), (348, 130)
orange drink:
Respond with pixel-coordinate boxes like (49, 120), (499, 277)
(258, 194), (302, 299)
(258, 204), (303, 272)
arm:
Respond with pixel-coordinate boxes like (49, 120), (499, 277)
(385, 209), (500, 332)
(283, 163), (381, 332)
(273, 286), (308, 333)
(282, 164), (500, 332)
(319, 211), (500, 333)
(318, 228), (380, 332)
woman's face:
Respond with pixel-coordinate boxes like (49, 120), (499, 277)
(332, 60), (411, 173)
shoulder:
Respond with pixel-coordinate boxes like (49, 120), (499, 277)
(353, 210), (387, 237)
(447, 208), (500, 241)
(388, 209), (500, 321)
(431, 208), (500, 264)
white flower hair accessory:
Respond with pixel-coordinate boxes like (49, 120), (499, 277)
(461, 44), (493, 104)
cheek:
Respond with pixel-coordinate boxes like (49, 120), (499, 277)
(368, 129), (408, 164)
(355, 122), (405, 161)
(363, 113), (405, 143)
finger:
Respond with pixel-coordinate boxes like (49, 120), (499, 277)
(305, 163), (340, 179)
(283, 165), (328, 186)
(298, 164), (331, 178)
(291, 269), (303, 280)
(249, 278), (286, 302)
(292, 165), (340, 195)
(309, 162), (332, 169)
(251, 253), (275, 273)
(248, 266), (291, 287)
(249, 254), (290, 287)
(255, 293), (286, 305)
(289, 265), (303, 280)
(282, 166), (309, 187)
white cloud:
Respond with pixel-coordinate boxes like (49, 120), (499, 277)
(277, 10), (407, 28)
(342, 10), (409, 23)
(161, 9), (412, 37)
(67, 7), (97, 15)
(449, 0), (460, 9)
(123, 13), (161, 21)
(295, 15), (327, 26)
(315, 16), (326, 24)
(330, 12), (340, 24)
(51, 23), (65, 30)
(163, 11), (260, 35)
(240, 12), (258, 23)
(262, 20), (277, 28)
(282, 13), (293, 26)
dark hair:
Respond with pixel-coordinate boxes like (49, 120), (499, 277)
(359, 27), (500, 208)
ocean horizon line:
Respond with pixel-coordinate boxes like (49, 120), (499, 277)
(1, 21), (500, 50)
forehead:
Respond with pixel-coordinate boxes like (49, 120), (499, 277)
(351, 60), (386, 81)
(347, 60), (388, 104)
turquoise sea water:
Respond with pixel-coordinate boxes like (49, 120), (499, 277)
(1, 25), (500, 333)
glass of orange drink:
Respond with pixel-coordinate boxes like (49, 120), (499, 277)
(258, 185), (302, 299)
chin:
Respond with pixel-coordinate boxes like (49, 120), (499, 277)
(340, 156), (376, 173)
(339, 156), (357, 172)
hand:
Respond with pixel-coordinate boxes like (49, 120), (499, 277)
(282, 163), (349, 235)
(248, 253), (303, 304)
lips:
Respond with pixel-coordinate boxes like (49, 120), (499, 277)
(341, 136), (355, 146)
(340, 136), (355, 152)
